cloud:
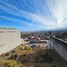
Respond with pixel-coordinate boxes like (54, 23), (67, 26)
(46, 0), (67, 29)
(0, 0), (56, 28)
(0, 0), (67, 31)
(28, 13), (56, 27)
(0, 15), (33, 26)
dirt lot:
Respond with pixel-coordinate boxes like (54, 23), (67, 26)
(0, 45), (67, 67)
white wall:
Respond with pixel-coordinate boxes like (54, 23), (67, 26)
(0, 29), (21, 54)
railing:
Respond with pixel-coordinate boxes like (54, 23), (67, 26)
(48, 36), (67, 61)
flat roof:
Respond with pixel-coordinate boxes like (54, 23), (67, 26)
(0, 28), (16, 30)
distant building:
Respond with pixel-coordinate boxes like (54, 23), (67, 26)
(0, 28), (21, 54)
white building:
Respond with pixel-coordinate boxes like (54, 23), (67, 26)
(0, 28), (22, 54)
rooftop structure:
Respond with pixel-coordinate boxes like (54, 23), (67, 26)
(0, 28), (21, 54)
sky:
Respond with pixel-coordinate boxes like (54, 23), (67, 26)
(0, 0), (67, 31)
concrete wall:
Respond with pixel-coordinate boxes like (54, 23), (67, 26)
(48, 36), (67, 61)
(0, 29), (21, 54)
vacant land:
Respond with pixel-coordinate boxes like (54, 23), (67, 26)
(0, 45), (67, 67)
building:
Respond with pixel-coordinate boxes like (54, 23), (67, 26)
(0, 28), (21, 55)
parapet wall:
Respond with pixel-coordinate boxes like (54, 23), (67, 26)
(48, 36), (67, 61)
(0, 29), (22, 55)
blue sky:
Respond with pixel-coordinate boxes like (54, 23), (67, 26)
(0, 0), (67, 31)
